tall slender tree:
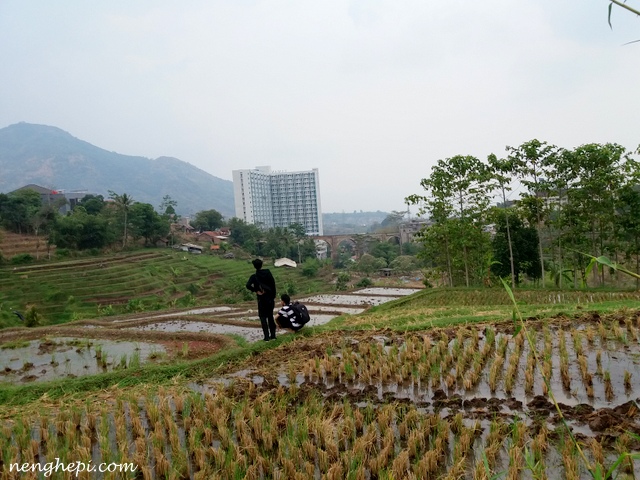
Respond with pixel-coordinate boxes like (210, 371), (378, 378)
(108, 191), (134, 249)
(507, 139), (558, 286)
(488, 154), (517, 288)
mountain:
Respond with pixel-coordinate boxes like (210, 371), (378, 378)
(0, 122), (234, 216)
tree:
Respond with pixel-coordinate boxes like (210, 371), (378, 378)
(79, 195), (106, 215)
(373, 211), (406, 233)
(351, 234), (373, 259)
(562, 143), (633, 286)
(507, 139), (558, 286)
(263, 226), (293, 258)
(408, 155), (494, 287)
(298, 238), (318, 262)
(0, 189), (42, 234)
(370, 240), (398, 267)
(288, 222), (307, 263)
(618, 184), (640, 288)
(31, 204), (58, 260)
(227, 218), (262, 253)
(160, 195), (178, 216)
(129, 203), (170, 246)
(192, 209), (223, 231)
(51, 208), (114, 250)
(354, 253), (386, 275)
(488, 154), (517, 288)
(491, 209), (541, 284)
(108, 191), (134, 248)
(390, 255), (418, 275)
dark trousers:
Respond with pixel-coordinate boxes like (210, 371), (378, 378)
(258, 299), (276, 339)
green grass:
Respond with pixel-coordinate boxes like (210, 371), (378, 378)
(0, 339), (30, 349)
(0, 249), (334, 326)
(322, 287), (640, 332)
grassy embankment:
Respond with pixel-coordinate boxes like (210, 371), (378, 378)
(328, 287), (640, 331)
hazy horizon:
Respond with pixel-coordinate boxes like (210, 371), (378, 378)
(2, 1), (639, 213)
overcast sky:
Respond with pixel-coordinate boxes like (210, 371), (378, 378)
(1, 1), (639, 214)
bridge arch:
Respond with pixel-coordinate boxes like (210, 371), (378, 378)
(313, 234), (401, 262)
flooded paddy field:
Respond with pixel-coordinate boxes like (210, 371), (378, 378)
(134, 320), (267, 343)
(0, 288), (416, 386)
(185, 311), (640, 479)
(4, 312), (640, 479)
(4, 282), (640, 478)
(0, 337), (164, 383)
(299, 293), (402, 307)
(113, 287), (417, 343)
(0, 325), (232, 386)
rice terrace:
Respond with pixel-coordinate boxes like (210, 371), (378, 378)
(1, 252), (640, 478)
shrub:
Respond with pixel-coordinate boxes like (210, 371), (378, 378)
(126, 299), (145, 312)
(354, 254), (386, 275)
(336, 272), (350, 291)
(301, 259), (320, 277)
(356, 277), (373, 288)
(98, 304), (116, 316)
(283, 281), (298, 296)
(55, 248), (71, 258)
(11, 253), (34, 265)
(178, 293), (197, 307)
(389, 255), (418, 275)
(24, 306), (42, 327)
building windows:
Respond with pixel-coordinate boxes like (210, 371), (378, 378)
(233, 167), (323, 235)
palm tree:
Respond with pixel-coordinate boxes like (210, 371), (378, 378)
(109, 191), (134, 248)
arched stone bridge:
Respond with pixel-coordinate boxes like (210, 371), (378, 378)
(313, 233), (400, 261)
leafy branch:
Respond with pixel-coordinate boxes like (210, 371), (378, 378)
(583, 252), (640, 281)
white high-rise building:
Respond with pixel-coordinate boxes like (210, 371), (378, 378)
(232, 166), (323, 235)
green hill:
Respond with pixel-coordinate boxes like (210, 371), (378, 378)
(0, 122), (234, 216)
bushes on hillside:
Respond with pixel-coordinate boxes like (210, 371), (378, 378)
(11, 253), (33, 265)
(336, 272), (350, 291)
(356, 277), (373, 288)
(24, 306), (42, 327)
(301, 259), (320, 277)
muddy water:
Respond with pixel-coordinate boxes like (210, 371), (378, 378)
(351, 287), (422, 296)
(217, 317), (640, 439)
(298, 294), (400, 306)
(0, 337), (165, 383)
(135, 320), (266, 343)
(132, 314), (348, 340)
(112, 306), (235, 323)
(124, 287), (414, 343)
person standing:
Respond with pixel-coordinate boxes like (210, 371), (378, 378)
(246, 258), (277, 341)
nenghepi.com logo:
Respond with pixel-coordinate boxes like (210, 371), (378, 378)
(9, 458), (138, 477)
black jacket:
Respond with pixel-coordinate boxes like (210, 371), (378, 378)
(246, 269), (276, 301)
